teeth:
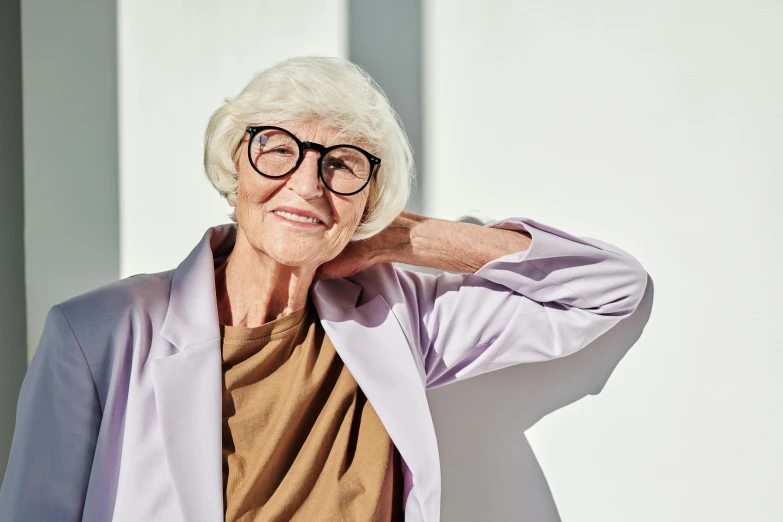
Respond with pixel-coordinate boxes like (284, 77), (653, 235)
(273, 210), (321, 224)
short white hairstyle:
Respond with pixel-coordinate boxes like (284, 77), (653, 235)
(204, 56), (414, 241)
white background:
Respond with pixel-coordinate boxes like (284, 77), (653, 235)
(423, 1), (781, 520)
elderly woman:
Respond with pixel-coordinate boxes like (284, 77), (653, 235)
(0, 56), (648, 522)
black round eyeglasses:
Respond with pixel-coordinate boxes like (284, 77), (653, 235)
(244, 125), (381, 196)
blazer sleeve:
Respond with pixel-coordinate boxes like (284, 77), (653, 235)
(0, 305), (102, 521)
(393, 216), (649, 389)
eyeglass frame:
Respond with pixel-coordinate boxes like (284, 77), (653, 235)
(243, 125), (382, 196)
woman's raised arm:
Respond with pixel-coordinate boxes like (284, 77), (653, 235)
(368, 213), (648, 389)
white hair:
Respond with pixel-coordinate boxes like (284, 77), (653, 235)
(204, 56), (414, 241)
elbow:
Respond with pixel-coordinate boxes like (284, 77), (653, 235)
(623, 262), (649, 318)
(596, 259), (649, 320)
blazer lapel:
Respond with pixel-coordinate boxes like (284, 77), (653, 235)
(152, 224), (236, 522)
(312, 278), (442, 522)
(150, 222), (441, 522)
(151, 341), (223, 522)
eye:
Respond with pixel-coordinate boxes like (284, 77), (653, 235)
(266, 147), (294, 156)
(325, 158), (352, 171)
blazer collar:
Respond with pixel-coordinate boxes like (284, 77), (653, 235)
(154, 222), (440, 522)
(160, 222), (365, 351)
(160, 222), (238, 351)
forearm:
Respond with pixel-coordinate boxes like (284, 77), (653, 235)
(375, 211), (532, 273)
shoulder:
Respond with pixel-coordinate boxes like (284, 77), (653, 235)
(345, 262), (469, 325)
(53, 270), (174, 372)
(342, 262), (412, 304)
(57, 270), (174, 328)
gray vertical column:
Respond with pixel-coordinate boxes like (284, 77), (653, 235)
(349, 0), (423, 214)
(21, 0), (120, 361)
(0, 0), (26, 478)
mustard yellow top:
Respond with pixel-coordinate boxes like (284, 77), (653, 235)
(220, 298), (404, 521)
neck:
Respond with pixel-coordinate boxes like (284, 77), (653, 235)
(215, 228), (317, 327)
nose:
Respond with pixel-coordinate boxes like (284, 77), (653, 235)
(286, 150), (323, 199)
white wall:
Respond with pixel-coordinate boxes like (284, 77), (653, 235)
(423, 1), (782, 520)
(118, 0), (348, 277)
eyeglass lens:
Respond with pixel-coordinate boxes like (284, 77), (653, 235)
(249, 128), (372, 194)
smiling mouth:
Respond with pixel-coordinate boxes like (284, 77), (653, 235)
(271, 210), (323, 224)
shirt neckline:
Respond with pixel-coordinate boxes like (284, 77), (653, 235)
(220, 300), (311, 343)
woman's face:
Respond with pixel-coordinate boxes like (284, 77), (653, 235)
(231, 121), (371, 269)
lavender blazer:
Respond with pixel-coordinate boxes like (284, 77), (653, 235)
(0, 216), (648, 522)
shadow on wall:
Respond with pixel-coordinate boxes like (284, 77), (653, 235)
(426, 274), (655, 521)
